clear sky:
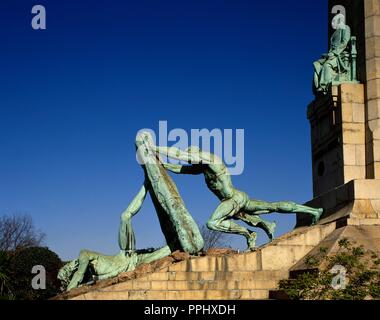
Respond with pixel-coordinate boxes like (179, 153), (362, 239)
(0, 0), (328, 260)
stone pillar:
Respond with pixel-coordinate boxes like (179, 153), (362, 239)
(308, 84), (366, 198)
(364, 0), (380, 178)
(297, 1), (380, 227)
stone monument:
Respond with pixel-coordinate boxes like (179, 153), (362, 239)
(291, 0), (380, 283)
(58, 131), (322, 291)
(55, 0), (380, 300)
(298, 0), (380, 228)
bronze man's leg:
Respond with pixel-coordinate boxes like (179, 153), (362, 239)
(67, 251), (91, 291)
(207, 193), (257, 251)
(320, 58), (338, 91)
(313, 59), (324, 91)
(235, 211), (277, 241)
(245, 200), (323, 225)
(138, 245), (172, 265)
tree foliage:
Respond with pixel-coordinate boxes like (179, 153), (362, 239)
(4, 247), (62, 300)
(0, 214), (45, 251)
(0, 214), (62, 299)
(0, 251), (13, 299)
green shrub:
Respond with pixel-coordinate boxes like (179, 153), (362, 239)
(7, 247), (63, 300)
(279, 239), (380, 300)
(0, 251), (13, 299)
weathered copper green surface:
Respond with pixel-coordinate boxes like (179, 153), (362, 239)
(135, 132), (204, 254)
(155, 145), (323, 251)
(118, 182), (148, 253)
(58, 132), (323, 290)
(59, 132), (204, 291)
(58, 246), (171, 291)
(313, 13), (358, 95)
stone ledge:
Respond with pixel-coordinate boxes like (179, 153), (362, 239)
(70, 289), (270, 300)
(297, 179), (380, 227)
(97, 279), (279, 291)
(290, 225), (380, 273)
(54, 224), (337, 300)
(347, 218), (380, 225)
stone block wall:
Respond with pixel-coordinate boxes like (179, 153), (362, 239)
(365, 0), (380, 178)
(308, 84), (366, 197)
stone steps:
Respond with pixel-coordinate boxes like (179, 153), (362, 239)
(72, 289), (270, 300)
(99, 278), (280, 291)
(66, 222), (338, 300)
(156, 223), (337, 273)
(143, 270), (289, 281)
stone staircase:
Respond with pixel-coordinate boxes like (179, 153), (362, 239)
(69, 222), (337, 300)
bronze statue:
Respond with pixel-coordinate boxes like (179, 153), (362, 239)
(313, 13), (355, 95)
(155, 145), (323, 251)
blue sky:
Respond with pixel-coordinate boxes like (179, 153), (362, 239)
(0, 0), (328, 260)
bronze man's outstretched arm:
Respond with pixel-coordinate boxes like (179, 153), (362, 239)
(155, 146), (214, 164)
(155, 146), (197, 162)
(162, 163), (203, 175)
(118, 180), (149, 252)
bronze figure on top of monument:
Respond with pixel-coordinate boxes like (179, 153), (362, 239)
(313, 12), (358, 95)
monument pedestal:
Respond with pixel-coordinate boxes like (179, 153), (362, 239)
(297, 179), (380, 227)
(298, 83), (380, 228)
(55, 222), (338, 300)
(302, 0), (380, 230)
(307, 84), (366, 198)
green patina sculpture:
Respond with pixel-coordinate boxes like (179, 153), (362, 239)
(59, 132), (204, 291)
(313, 13), (358, 95)
(155, 145), (323, 251)
(58, 132), (324, 290)
(129, 132), (204, 254)
(58, 246), (171, 291)
(58, 176), (173, 291)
